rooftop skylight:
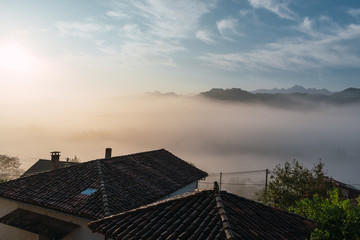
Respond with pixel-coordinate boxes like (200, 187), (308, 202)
(81, 188), (97, 195)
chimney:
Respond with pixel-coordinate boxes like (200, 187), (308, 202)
(105, 148), (112, 159)
(51, 151), (60, 170)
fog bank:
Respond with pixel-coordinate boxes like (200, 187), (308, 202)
(1, 95), (359, 185)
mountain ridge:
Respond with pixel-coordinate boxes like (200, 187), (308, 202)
(252, 85), (333, 95)
(199, 87), (360, 108)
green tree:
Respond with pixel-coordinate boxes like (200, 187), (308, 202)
(290, 188), (360, 240)
(258, 159), (333, 209)
(0, 154), (23, 181)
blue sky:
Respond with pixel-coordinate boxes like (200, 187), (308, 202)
(1, 0), (360, 98)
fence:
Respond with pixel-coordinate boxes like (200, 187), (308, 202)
(198, 169), (270, 200)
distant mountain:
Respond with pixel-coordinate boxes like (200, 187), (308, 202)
(253, 85), (333, 95)
(199, 87), (360, 108)
(330, 88), (360, 104)
(145, 91), (178, 97)
(200, 88), (256, 102)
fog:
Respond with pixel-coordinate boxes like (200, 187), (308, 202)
(1, 94), (360, 186)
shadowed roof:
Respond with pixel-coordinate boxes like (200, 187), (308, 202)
(0, 149), (207, 220)
(21, 159), (79, 177)
(89, 190), (315, 240)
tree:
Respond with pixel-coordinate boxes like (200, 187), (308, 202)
(69, 155), (81, 163)
(289, 188), (360, 240)
(0, 154), (23, 181)
(257, 159), (334, 210)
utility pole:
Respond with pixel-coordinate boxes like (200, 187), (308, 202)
(219, 172), (223, 191)
(264, 169), (270, 201)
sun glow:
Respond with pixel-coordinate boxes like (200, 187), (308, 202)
(0, 43), (40, 75)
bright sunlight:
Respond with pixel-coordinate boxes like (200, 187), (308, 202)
(0, 42), (39, 75)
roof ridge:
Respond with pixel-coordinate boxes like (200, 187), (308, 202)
(36, 159), (78, 162)
(105, 148), (166, 160)
(96, 160), (110, 217)
(215, 192), (235, 240)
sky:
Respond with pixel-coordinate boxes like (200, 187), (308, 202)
(1, 1), (360, 188)
(1, 0), (360, 100)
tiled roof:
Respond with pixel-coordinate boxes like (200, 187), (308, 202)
(332, 179), (360, 192)
(21, 159), (79, 177)
(331, 179), (360, 199)
(88, 190), (315, 240)
(0, 149), (207, 220)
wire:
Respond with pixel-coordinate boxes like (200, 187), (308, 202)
(0, 148), (37, 159)
(207, 169), (267, 175)
(200, 181), (264, 186)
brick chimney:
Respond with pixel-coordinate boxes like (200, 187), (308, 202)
(105, 148), (112, 159)
(51, 151), (60, 170)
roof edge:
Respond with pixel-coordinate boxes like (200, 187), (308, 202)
(88, 190), (207, 229)
(97, 148), (167, 160)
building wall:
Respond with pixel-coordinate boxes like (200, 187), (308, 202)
(0, 198), (104, 240)
(159, 181), (198, 201)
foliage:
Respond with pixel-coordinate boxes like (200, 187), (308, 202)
(290, 188), (360, 240)
(69, 155), (81, 163)
(0, 154), (23, 181)
(258, 159), (334, 210)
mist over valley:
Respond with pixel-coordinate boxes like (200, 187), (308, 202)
(2, 87), (360, 187)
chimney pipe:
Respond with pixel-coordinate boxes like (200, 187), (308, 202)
(51, 151), (60, 170)
(105, 148), (112, 159)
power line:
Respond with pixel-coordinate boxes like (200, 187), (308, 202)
(0, 147), (38, 159)
(200, 181), (264, 186)
(207, 169), (267, 175)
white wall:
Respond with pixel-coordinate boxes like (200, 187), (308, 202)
(0, 197), (104, 240)
(159, 181), (198, 201)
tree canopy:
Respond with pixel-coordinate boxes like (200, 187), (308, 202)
(258, 159), (334, 210)
(290, 188), (360, 240)
(0, 154), (23, 181)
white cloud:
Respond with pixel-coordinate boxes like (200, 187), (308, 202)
(319, 15), (331, 22)
(106, 10), (129, 19)
(301, 17), (312, 31)
(111, 0), (215, 39)
(248, 0), (296, 20)
(119, 24), (142, 40)
(200, 23), (360, 72)
(196, 30), (216, 44)
(57, 0), (216, 68)
(56, 21), (114, 39)
(97, 40), (184, 69)
(294, 17), (318, 37)
(240, 10), (251, 16)
(348, 8), (360, 17)
(216, 16), (241, 41)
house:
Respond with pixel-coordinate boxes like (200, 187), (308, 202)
(331, 179), (360, 199)
(21, 152), (79, 177)
(88, 185), (315, 240)
(0, 149), (207, 240)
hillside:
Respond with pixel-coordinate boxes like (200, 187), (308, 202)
(252, 85), (333, 95)
(199, 87), (360, 108)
